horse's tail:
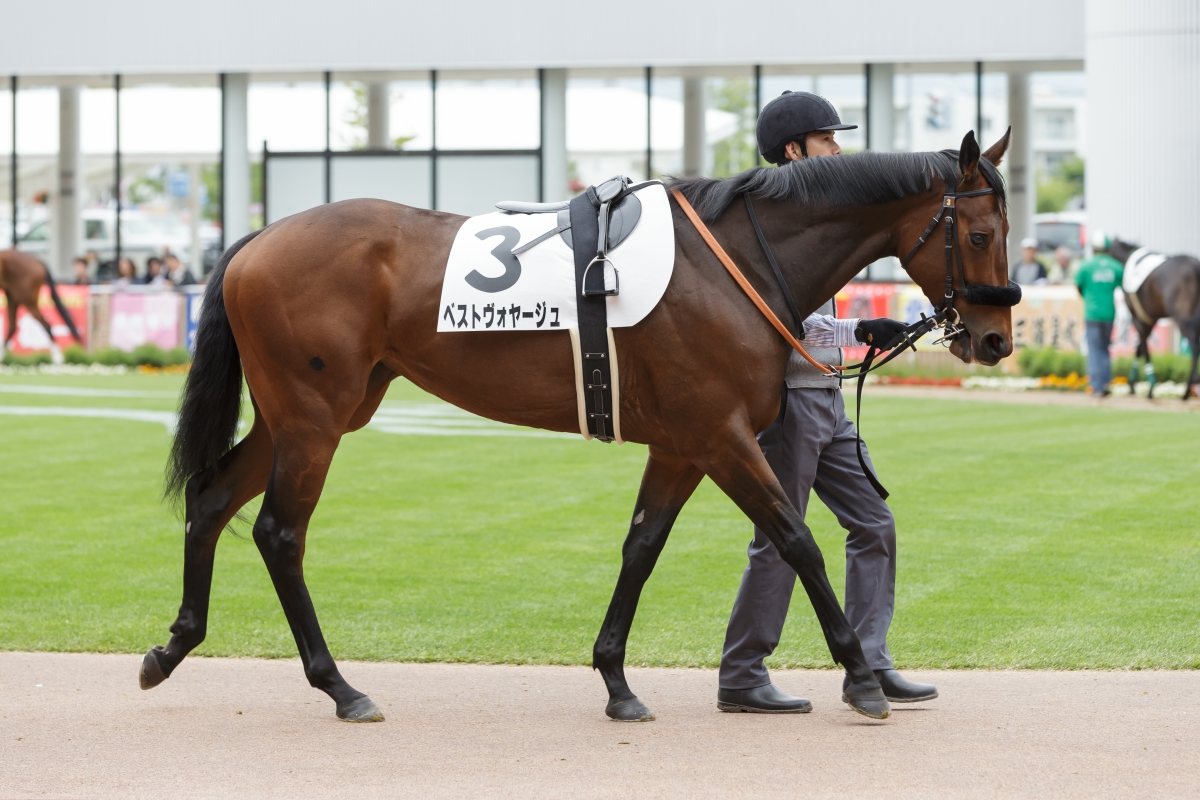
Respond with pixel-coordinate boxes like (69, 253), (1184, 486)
(41, 263), (82, 342)
(165, 230), (264, 505)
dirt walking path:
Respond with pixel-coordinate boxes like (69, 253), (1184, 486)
(1, 653), (1196, 799)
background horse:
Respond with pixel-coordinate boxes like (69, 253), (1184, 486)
(1110, 238), (1200, 399)
(0, 249), (82, 362)
(141, 131), (1013, 724)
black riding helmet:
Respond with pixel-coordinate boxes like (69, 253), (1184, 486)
(757, 90), (857, 164)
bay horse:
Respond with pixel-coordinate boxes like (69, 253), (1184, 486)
(0, 249), (82, 362)
(1109, 238), (1200, 399)
(141, 130), (1013, 723)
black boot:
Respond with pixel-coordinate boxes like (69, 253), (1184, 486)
(843, 669), (937, 703)
(718, 683), (813, 713)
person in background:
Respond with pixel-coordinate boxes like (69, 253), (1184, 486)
(1047, 246), (1075, 284)
(71, 257), (91, 286)
(143, 257), (168, 287)
(113, 257), (138, 287)
(164, 254), (196, 287)
(1011, 237), (1047, 285)
(1075, 231), (1124, 397)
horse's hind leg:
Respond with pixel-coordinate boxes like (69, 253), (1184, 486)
(593, 448), (703, 721)
(1184, 331), (1200, 400)
(140, 411), (273, 689)
(2, 293), (16, 359)
(252, 428), (382, 722)
(24, 303), (63, 364)
(697, 430), (889, 719)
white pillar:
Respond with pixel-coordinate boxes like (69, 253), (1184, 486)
(866, 63), (895, 152)
(222, 73), (251, 245)
(188, 162), (202, 274)
(1006, 71), (1033, 255)
(1087, 0), (1200, 255)
(540, 69), (568, 202)
(367, 82), (389, 149)
(683, 77), (705, 178)
(56, 85), (82, 279)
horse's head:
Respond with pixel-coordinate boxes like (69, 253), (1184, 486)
(900, 130), (1016, 366)
(1109, 237), (1139, 265)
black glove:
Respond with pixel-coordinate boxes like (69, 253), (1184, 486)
(854, 317), (908, 351)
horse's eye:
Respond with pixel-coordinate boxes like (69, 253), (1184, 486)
(970, 233), (988, 248)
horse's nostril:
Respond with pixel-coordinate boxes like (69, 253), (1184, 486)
(982, 332), (1007, 356)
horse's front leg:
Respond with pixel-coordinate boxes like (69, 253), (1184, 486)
(593, 447), (703, 721)
(697, 425), (890, 720)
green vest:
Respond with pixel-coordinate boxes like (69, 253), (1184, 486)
(1075, 255), (1124, 322)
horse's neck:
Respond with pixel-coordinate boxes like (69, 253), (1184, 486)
(737, 194), (930, 317)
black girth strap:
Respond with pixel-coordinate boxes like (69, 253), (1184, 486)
(569, 192), (615, 442)
(744, 192), (805, 338)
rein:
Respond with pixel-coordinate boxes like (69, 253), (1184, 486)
(671, 183), (1020, 501)
(671, 189), (837, 376)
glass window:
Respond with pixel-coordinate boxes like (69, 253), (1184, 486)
(706, 76), (757, 178)
(329, 80), (366, 151)
(117, 80), (222, 274)
(979, 72), (1008, 148)
(85, 219), (107, 240)
(758, 71), (864, 155)
(649, 75), (682, 178)
(14, 86), (57, 256)
(0, 84), (10, 248)
(893, 72), (977, 152)
(815, 74), (866, 152)
(436, 154), (539, 216)
(435, 72), (539, 151)
(326, 76), (433, 152)
(330, 154), (432, 209)
(390, 80), (433, 150)
(249, 78), (328, 153)
(567, 74), (648, 192)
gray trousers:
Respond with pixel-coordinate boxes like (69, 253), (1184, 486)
(719, 387), (897, 689)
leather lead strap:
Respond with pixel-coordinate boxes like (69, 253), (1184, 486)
(743, 192), (805, 339)
(671, 189), (836, 376)
(854, 346), (890, 500)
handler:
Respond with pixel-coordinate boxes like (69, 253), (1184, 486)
(717, 91), (938, 713)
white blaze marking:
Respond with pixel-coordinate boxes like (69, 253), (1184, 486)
(633, 509), (645, 525)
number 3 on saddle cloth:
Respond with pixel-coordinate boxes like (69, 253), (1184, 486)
(437, 177), (675, 442)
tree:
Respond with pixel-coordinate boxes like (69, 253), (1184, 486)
(709, 79), (759, 178)
(1037, 155), (1085, 213)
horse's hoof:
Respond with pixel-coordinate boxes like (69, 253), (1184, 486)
(606, 697), (655, 722)
(337, 695), (385, 722)
(841, 688), (891, 720)
(139, 646), (168, 690)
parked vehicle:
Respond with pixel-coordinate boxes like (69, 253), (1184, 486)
(1034, 211), (1087, 256)
(17, 208), (220, 272)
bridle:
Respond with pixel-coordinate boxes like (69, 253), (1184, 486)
(671, 180), (1021, 501)
(899, 185), (1022, 345)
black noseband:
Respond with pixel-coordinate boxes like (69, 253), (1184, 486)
(962, 279), (1022, 307)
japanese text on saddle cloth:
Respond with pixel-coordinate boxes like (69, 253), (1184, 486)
(437, 181), (675, 443)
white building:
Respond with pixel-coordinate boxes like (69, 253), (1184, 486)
(2, 1), (1191, 279)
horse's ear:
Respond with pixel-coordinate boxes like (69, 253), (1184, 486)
(958, 130), (981, 187)
(982, 126), (1012, 167)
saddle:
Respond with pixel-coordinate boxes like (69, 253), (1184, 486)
(498, 175), (655, 296)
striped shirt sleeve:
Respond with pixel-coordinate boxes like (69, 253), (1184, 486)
(801, 313), (861, 347)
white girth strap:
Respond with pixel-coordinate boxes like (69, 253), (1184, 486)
(569, 327), (623, 444)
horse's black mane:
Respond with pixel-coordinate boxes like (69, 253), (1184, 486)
(671, 150), (1006, 223)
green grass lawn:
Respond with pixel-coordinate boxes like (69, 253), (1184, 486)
(0, 371), (1197, 670)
